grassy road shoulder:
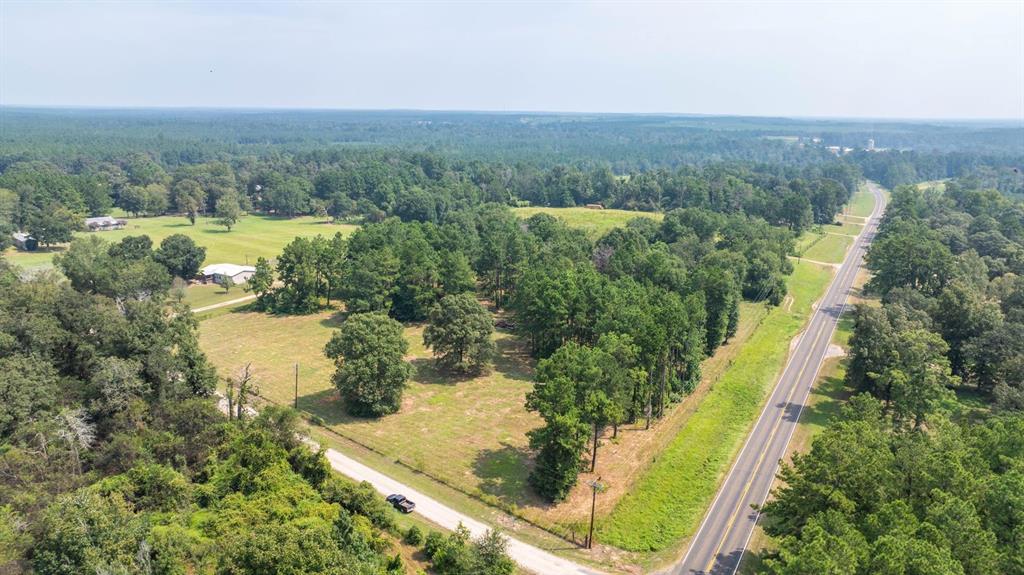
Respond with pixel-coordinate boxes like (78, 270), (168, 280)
(597, 260), (834, 559)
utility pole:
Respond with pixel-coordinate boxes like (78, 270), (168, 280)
(294, 363), (299, 409)
(586, 477), (604, 549)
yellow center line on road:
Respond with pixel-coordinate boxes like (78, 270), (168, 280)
(683, 186), (882, 575)
(701, 311), (830, 573)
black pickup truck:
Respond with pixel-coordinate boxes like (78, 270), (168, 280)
(386, 493), (416, 513)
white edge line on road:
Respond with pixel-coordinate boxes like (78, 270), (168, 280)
(727, 186), (884, 575)
(673, 314), (815, 572)
(673, 214), (854, 573)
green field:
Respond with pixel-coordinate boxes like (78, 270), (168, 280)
(176, 283), (250, 310)
(3, 214), (357, 271)
(794, 231), (822, 254)
(846, 189), (876, 218)
(800, 233), (853, 264)
(828, 220), (863, 236)
(916, 180), (948, 193)
(512, 206), (662, 238)
(597, 260), (835, 552)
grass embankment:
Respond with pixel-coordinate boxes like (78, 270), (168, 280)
(512, 206), (662, 239)
(3, 213), (356, 271)
(845, 188), (876, 218)
(799, 233), (853, 264)
(597, 260), (835, 553)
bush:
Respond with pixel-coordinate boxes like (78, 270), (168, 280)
(404, 525), (424, 546)
(422, 531), (446, 559)
(319, 477), (395, 531)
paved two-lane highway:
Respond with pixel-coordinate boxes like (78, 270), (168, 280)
(671, 182), (886, 575)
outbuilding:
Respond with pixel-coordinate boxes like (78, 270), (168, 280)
(200, 263), (256, 285)
(11, 232), (38, 251)
(85, 215), (128, 231)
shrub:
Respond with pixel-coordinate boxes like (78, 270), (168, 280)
(422, 531), (446, 559)
(404, 525), (424, 546)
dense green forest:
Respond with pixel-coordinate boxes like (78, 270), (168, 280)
(2, 109), (1022, 166)
(0, 256), (409, 573)
(760, 182), (1024, 574)
(1, 109), (1020, 251)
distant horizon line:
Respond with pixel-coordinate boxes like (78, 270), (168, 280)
(1, 104), (1021, 125)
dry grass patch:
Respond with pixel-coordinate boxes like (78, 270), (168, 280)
(199, 308), (545, 509)
(512, 207), (662, 239)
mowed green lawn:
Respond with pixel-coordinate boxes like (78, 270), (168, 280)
(846, 189), (876, 218)
(199, 310), (545, 506)
(177, 283), (250, 310)
(828, 220), (863, 236)
(801, 233), (853, 264)
(512, 206), (662, 238)
(3, 214), (357, 271)
(597, 260), (835, 552)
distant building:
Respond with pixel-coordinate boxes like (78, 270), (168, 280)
(585, 203), (604, 210)
(866, 138), (876, 151)
(201, 263), (256, 284)
(85, 215), (127, 231)
(12, 232), (38, 251)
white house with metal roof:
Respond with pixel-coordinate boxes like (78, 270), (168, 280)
(200, 263), (256, 284)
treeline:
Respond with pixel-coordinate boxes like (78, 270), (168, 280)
(0, 148), (862, 250)
(758, 182), (1024, 574)
(858, 182), (1024, 409)
(850, 148), (1023, 191)
(515, 207), (798, 500)
(3, 109), (1021, 169)
(257, 198), (799, 501)
(0, 109), (873, 170)
(762, 397), (1023, 574)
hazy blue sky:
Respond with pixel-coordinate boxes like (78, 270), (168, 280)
(2, 1), (1021, 119)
